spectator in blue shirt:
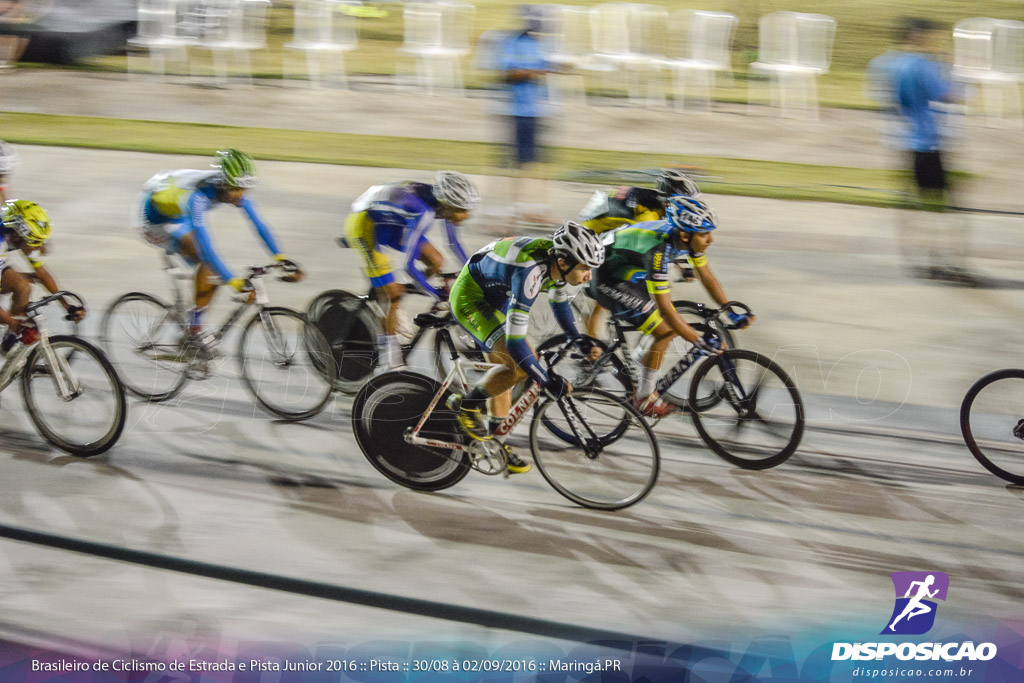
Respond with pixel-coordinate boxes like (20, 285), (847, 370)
(869, 18), (973, 285)
(500, 5), (555, 224)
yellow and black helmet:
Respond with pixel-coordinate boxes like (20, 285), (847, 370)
(3, 199), (51, 247)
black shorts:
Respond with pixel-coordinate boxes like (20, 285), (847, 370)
(912, 150), (947, 191)
(588, 277), (662, 333)
(512, 116), (540, 165)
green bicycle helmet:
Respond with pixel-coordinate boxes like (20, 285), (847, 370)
(212, 149), (258, 188)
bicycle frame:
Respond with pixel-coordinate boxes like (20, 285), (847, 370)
(0, 292), (84, 400)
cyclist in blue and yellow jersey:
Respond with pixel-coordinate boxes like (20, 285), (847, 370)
(447, 221), (605, 474)
(0, 199), (86, 354)
(579, 169), (701, 346)
(578, 169), (701, 235)
(343, 171), (479, 369)
(589, 196), (754, 418)
(134, 149), (301, 352)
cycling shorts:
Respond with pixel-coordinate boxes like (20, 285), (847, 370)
(587, 277), (663, 335)
(344, 210), (395, 287)
(449, 270), (505, 351)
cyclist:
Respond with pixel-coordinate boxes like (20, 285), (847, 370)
(588, 196), (754, 418)
(578, 169), (701, 235)
(579, 169), (701, 347)
(134, 149), (301, 351)
(342, 171), (479, 370)
(0, 141), (17, 203)
(0, 199), (86, 354)
(448, 220), (605, 474)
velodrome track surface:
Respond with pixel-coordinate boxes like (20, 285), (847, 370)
(0, 147), (1022, 657)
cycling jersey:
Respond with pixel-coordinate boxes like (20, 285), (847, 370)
(0, 224), (43, 271)
(451, 236), (576, 386)
(135, 170), (281, 282)
(344, 181), (469, 298)
(589, 221), (706, 333)
(578, 186), (663, 234)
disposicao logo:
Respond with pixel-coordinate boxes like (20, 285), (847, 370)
(881, 571), (948, 635)
(831, 571), (997, 662)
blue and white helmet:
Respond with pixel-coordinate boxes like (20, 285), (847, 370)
(666, 196), (718, 233)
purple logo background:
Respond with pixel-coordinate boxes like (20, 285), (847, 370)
(880, 571), (949, 635)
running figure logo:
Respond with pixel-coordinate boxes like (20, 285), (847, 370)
(881, 571), (949, 635)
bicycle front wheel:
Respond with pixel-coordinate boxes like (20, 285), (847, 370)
(238, 307), (336, 421)
(960, 369), (1024, 485)
(530, 387), (660, 510)
(21, 336), (127, 456)
(688, 349), (804, 469)
(100, 292), (189, 401)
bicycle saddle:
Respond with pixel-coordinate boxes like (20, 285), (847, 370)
(413, 312), (450, 329)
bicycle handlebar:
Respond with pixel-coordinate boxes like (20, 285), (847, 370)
(25, 290), (85, 316)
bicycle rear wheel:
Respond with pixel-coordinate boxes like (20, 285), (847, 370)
(529, 386), (659, 510)
(688, 349), (804, 469)
(238, 307), (336, 421)
(307, 290), (380, 394)
(100, 292), (190, 401)
(352, 370), (470, 491)
(21, 336), (127, 456)
(960, 369), (1024, 485)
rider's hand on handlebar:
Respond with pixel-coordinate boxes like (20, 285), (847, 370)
(573, 335), (603, 361)
(726, 310), (755, 329)
(64, 304), (86, 322)
(545, 371), (572, 401)
(228, 277), (253, 293)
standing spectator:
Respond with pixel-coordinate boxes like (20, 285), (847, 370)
(0, 140), (17, 202)
(0, 0), (30, 70)
(868, 18), (973, 285)
(500, 5), (555, 225)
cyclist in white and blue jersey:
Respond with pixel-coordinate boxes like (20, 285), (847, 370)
(134, 149), (301, 351)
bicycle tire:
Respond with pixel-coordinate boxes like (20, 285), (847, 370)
(306, 289), (380, 394)
(529, 386), (660, 510)
(352, 370), (471, 491)
(21, 336), (127, 456)
(238, 307), (336, 421)
(960, 369), (1024, 486)
(99, 292), (190, 402)
(688, 349), (804, 469)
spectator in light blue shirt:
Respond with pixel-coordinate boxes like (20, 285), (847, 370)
(500, 5), (555, 224)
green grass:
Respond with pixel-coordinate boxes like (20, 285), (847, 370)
(0, 110), (929, 207)
(80, 0), (1024, 109)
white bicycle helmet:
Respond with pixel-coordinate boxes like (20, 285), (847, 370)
(432, 171), (480, 211)
(0, 141), (18, 175)
(657, 168), (700, 198)
(552, 220), (605, 268)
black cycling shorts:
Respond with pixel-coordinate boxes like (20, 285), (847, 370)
(913, 150), (947, 191)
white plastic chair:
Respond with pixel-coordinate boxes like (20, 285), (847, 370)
(283, 0), (361, 89)
(192, 0), (270, 87)
(748, 11), (836, 118)
(590, 2), (667, 103)
(398, 1), (475, 95)
(127, 0), (196, 80)
(952, 18), (1024, 128)
(661, 9), (736, 112)
(542, 5), (612, 105)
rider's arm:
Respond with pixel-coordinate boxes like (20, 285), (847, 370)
(238, 197), (284, 257)
(548, 283), (580, 338)
(187, 194), (235, 282)
(403, 211), (442, 299)
(444, 219), (470, 266)
(647, 244), (702, 345)
(691, 256), (729, 307)
(505, 266), (549, 386)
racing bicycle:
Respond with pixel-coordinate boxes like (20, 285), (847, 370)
(960, 369), (1024, 485)
(536, 302), (803, 470)
(352, 334), (660, 510)
(1, 291), (126, 456)
(99, 255), (335, 421)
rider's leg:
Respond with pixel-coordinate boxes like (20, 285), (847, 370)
(638, 322), (675, 399)
(377, 281), (406, 369)
(0, 268), (30, 350)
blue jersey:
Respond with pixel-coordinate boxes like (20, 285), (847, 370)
(466, 236), (577, 385)
(869, 51), (952, 152)
(355, 182), (469, 297)
(143, 169), (281, 282)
